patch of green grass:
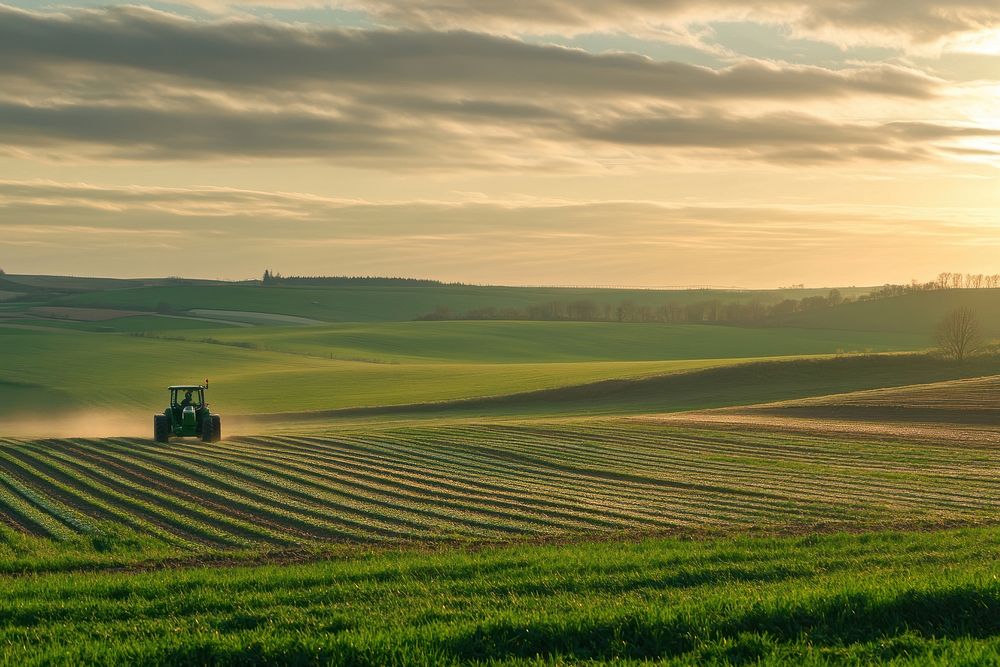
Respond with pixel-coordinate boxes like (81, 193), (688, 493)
(1, 315), (239, 333)
(0, 379), (76, 414)
(93, 315), (243, 332)
(0, 525), (997, 664)
(311, 353), (1000, 420)
(181, 320), (928, 364)
(0, 329), (744, 415)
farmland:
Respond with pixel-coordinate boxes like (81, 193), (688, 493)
(2, 418), (998, 570)
(1, 274), (998, 664)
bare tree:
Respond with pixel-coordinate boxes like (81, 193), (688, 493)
(935, 308), (982, 361)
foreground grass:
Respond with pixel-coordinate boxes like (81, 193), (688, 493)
(0, 525), (997, 665)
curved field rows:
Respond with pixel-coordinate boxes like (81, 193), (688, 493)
(0, 421), (997, 549)
(778, 374), (1000, 410)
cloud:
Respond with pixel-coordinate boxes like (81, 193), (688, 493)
(1, 96), (994, 166)
(329, 1), (1000, 50)
(1, 180), (996, 286)
(0, 6), (992, 169)
(0, 6), (938, 99)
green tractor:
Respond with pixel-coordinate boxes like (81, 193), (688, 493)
(153, 384), (221, 443)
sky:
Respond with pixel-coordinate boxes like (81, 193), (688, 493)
(1, 1), (998, 287)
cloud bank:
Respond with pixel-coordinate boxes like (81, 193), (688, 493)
(156, 0), (1000, 51)
(1, 180), (995, 286)
(1, 5), (991, 169)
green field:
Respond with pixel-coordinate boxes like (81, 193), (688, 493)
(0, 315), (242, 333)
(1, 525), (997, 664)
(0, 328), (763, 416)
(172, 320), (929, 363)
(0, 316), (950, 419)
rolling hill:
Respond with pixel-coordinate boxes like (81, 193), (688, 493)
(50, 282), (870, 323)
(777, 289), (1000, 336)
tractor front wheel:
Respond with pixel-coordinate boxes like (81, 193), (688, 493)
(211, 415), (222, 442)
(153, 415), (169, 443)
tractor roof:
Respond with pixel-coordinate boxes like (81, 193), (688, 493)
(168, 385), (205, 390)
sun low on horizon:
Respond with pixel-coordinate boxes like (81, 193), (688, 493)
(1, 0), (998, 288)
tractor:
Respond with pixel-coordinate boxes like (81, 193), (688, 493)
(153, 384), (221, 443)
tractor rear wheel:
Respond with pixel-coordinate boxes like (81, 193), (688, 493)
(211, 415), (222, 442)
(201, 415), (215, 443)
(153, 415), (169, 443)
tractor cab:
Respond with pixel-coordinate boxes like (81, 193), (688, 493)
(154, 383), (221, 443)
(171, 385), (205, 430)
(171, 385), (205, 411)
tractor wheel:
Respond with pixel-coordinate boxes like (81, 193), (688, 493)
(211, 415), (222, 442)
(201, 415), (215, 443)
(153, 415), (169, 443)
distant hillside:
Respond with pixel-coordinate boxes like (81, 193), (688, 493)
(5, 274), (227, 291)
(776, 289), (1000, 337)
(55, 283), (873, 323)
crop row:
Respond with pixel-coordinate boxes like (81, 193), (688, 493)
(789, 374), (1000, 410)
(0, 420), (996, 549)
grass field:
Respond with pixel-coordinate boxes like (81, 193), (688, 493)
(0, 315), (242, 333)
(173, 320), (929, 363)
(328, 354), (1000, 421)
(0, 524), (998, 664)
(3, 328), (774, 416)
(0, 317), (953, 419)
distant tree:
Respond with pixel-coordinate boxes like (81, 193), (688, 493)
(935, 308), (981, 362)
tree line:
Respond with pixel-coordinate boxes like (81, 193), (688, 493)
(862, 272), (1000, 299)
(261, 270), (450, 287)
(417, 290), (849, 324)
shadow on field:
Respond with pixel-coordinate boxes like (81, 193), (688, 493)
(441, 585), (1000, 662)
(238, 353), (1000, 423)
(129, 584), (1000, 665)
